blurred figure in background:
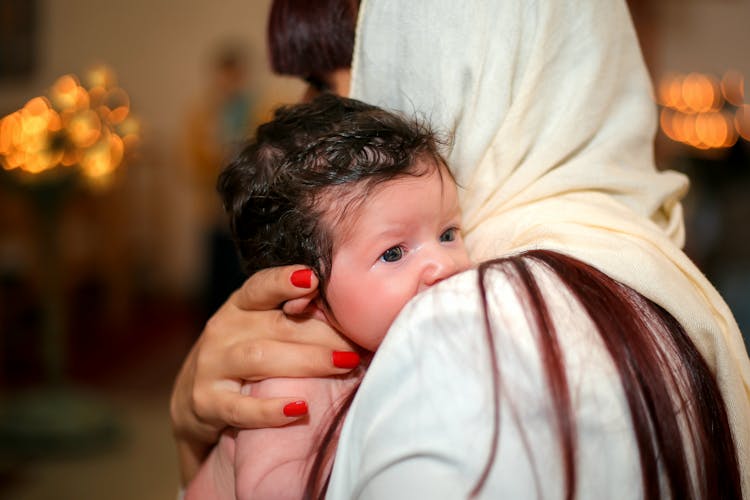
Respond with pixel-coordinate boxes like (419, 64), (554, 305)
(185, 43), (256, 322)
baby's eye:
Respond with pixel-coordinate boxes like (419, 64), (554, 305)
(380, 246), (404, 263)
(440, 227), (458, 242)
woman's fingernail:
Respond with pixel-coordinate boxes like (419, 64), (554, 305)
(283, 401), (308, 417)
(290, 269), (312, 288)
(332, 351), (360, 369)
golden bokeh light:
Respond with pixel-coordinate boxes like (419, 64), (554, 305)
(0, 66), (138, 181)
(682, 73), (703, 113)
(79, 131), (124, 187)
(658, 74), (678, 108)
(86, 65), (117, 90)
(736, 105), (750, 142)
(695, 112), (728, 149)
(658, 71), (747, 151)
(101, 87), (130, 124)
(88, 86), (107, 108)
(68, 110), (102, 148)
(721, 70), (745, 107)
(50, 74), (81, 110)
(722, 114), (739, 149)
(668, 76), (688, 112)
(0, 113), (22, 157)
(660, 108), (678, 142)
(61, 148), (83, 168)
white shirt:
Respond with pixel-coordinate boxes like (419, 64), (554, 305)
(327, 264), (643, 499)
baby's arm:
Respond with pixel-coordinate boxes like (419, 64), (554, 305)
(234, 375), (360, 500)
(183, 429), (237, 500)
(185, 375), (358, 500)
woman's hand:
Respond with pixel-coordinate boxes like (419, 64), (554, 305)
(170, 265), (360, 485)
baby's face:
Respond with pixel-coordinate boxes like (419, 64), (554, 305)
(323, 163), (471, 351)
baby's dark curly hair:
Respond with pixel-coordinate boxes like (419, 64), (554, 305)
(218, 94), (449, 299)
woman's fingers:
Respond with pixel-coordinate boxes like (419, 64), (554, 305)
(214, 393), (313, 429)
(224, 339), (360, 382)
(232, 265), (319, 311)
(170, 264), (364, 484)
(202, 305), (355, 374)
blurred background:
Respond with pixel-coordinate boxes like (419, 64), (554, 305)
(0, 1), (748, 498)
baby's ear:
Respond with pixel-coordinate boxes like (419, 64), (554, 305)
(283, 292), (329, 323)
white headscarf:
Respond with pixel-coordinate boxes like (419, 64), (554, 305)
(350, 0), (750, 486)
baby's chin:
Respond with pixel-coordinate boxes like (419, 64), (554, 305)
(341, 328), (386, 353)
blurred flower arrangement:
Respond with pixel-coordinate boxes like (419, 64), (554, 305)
(0, 65), (139, 187)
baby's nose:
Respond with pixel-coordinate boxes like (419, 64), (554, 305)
(418, 250), (464, 292)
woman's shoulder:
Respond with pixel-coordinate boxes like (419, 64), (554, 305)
(377, 260), (590, 362)
(328, 261), (639, 499)
(327, 259), (640, 499)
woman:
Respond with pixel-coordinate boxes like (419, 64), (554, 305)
(171, 0), (750, 497)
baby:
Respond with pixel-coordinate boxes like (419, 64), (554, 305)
(185, 94), (471, 499)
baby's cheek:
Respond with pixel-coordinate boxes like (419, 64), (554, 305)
(347, 308), (388, 351)
(365, 295), (411, 349)
(326, 277), (410, 351)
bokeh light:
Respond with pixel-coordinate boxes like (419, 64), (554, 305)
(658, 71), (747, 150)
(721, 70), (745, 107)
(736, 105), (750, 142)
(0, 65), (138, 183)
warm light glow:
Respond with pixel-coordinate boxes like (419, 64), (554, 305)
(658, 70), (747, 150)
(660, 108), (677, 141)
(0, 113), (21, 157)
(24, 148), (64, 174)
(683, 114), (701, 146)
(50, 74), (81, 110)
(61, 148), (83, 167)
(79, 131), (124, 185)
(678, 73), (721, 114)
(73, 85), (91, 111)
(722, 112), (739, 148)
(86, 65), (117, 89)
(68, 110), (102, 148)
(0, 65), (139, 181)
(658, 75), (676, 108)
(682, 73), (702, 113)
(736, 105), (750, 141)
(695, 112), (728, 149)
(101, 87), (130, 124)
(709, 76), (724, 112)
(721, 70), (745, 107)
(88, 85), (107, 108)
(0, 98), (63, 174)
(668, 76), (687, 112)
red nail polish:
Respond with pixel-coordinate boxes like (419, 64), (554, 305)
(283, 401), (308, 417)
(290, 269), (312, 288)
(332, 351), (360, 369)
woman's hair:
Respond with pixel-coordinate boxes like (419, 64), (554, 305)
(268, 0), (359, 89)
(472, 250), (741, 500)
(218, 94), (448, 299)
